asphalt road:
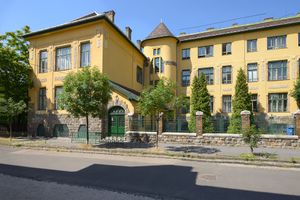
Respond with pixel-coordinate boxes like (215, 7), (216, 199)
(0, 145), (299, 200)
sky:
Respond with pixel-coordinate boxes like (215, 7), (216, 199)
(1, 0), (300, 43)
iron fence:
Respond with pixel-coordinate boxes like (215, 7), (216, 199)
(254, 116), (295, 135)
(71, 131), (103, 144)
(164, 118), (189, 132)
(209, 116), (230, 133)
(130, 119), (157, 132)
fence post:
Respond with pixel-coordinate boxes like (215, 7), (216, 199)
(158, 112), (164, 135)
(127, 112), (134, 131)
(240, 110), (251, 131)
(294, 110), (300, 137)
(196, 111), (203, 136)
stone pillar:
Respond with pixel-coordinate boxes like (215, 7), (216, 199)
(196, 111), (203, 136)
(127, 112), (134, 131)
(294, 110), (300, 137)
(240, 110), (251, 130)
(158, 112), (164, 135)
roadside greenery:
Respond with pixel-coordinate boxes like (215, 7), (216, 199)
(189, 74), (213, 133)
(59, 67), (111, 144)
(228, 68), (252, 133)
(241, 125), (262, 153)
(0, 26), (31, 129)
(291, 76), (300, 109)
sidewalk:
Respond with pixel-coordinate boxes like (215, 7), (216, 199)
(1, 137), (300, 166)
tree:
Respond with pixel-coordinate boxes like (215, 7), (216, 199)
(59, 67), (111, 144)
(242, 125), (261, 153)
(228, 68), (252, 133)
(138, 79), (177, 147)
(0, 26), (31, 128)
(189, 74), (213, 133)
(0, 98), (27, 141)
(291, 76), (300, 109)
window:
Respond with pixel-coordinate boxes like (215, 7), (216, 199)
(209, 96), (214, 113)
(222, 95), (232, 113)
(268, 93), (288, 112)
(181, 69), (190, 86)
(153, 48), (160, 55)
(54, 86), (64, 110)
(247, 39), (257, 52)
(267, 35), (286, 50)
(251, 94), (258, 112)
(182, 48), (190, 59)
(198, 45), (213, 57)
(39, 51), (48, 73)
(222, 43), (232, 55)
(222, 66), (232, 84)
(56, 46), (71, 71)
(247, 63), (258, 82)
(198, 67), (214, 85)
(298, 33), (300, 46)
(38, 88), (47, 110)
(152, 57), (163, 73)
(136, 66), (143, 84)
(268, 60), (287, 81)
(80, 42), (90, 67)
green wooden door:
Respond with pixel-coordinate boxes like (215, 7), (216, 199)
(108, 107), (125, 136)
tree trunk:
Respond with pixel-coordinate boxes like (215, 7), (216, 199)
(156, 117), (159, 149)
(86, 115), (89, 144)
(250, 146), (254, 154)
(9, 122), (12, 142)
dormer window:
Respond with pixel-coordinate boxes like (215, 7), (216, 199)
(153, 48), (160, 55)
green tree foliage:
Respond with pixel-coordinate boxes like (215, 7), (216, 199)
(241, 125), (262, 153)
(291, 76), (300, 109)
(228, 68), (252, 133)
(0, 26), (31, 126)
(138, 78), (176, 117)
(59, 67), (111, 144)
(0, 98), (27, 140)
(189, 74), (213, 133)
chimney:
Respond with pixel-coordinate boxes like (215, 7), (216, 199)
(179, 32), (186, 35)
(206, 27), (215, 31)
(104, 10), (115, 23)
(264, 17), (273, 21)
(136, 40), (141, 50)
(125, 26), (132, 40)
(232, 23), (238, 26)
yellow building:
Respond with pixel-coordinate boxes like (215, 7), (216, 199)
(24, 10), (300, 136)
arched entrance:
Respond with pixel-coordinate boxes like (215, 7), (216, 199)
(108, 106), (125, 136)
(37, 124), (45, 137)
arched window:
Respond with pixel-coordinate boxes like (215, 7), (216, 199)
(37, 124), (45, 137)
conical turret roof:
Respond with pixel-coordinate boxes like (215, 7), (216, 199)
(145, 22), (175, 40)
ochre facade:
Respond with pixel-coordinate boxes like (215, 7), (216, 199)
(24, 11), (300, 136)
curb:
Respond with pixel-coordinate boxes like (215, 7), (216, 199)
(5, 143), (300, 169)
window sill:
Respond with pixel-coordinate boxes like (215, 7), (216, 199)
(198, 55), (213, 58)
(55, 69), (71, 72)
(222, 53), (232, 56)
(267, 47), (287, 50)
(182, 58), (190, 60)
(267, 79), (289, 82)
(247, 50), (257, 53)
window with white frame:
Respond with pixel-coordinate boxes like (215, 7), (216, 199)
(136, 66), (143, 84)
(182, 48), (190, 59)
(222, 43), (232, 55)
(39, 50), (48, 73)
(54, 86), (63, 110)
(222, 66), (232, 84)
(181, 69), (190, 86)
(198, 67), (214, 85)
(247, 39), (257, 52)
(209, 96), (214, 113)
(268, 93), (288, 112)
(267, 35), (286, 50)
(251, 94), (258, 112)
(222, 95), (232, 113)
(268, 60), (287, 81)
(80, 42), (90, 67)
(38, 88), (47, 110)
(56, 46), (71, 71)
(198, 45), (213, 57)
(247, 63), (258, 82)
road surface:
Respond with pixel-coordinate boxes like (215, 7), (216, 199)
(0, 145), (299, 200)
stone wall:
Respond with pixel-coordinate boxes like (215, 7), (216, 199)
(126, 132), (300, 148)
(28, 112), (104, 137)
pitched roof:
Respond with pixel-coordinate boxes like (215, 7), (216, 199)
(109, 81), (139, 101)
(178, 15), (300, 42)
(144, 22), (176, 41)
(23, 11), (146, 59)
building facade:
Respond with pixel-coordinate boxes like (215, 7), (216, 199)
(24, 11), (300, 137)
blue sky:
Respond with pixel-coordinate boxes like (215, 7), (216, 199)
(1, 0), (300, 42)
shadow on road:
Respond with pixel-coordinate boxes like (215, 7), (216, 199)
(0, 163), (298, 200)
(165, 146), (220, 154)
